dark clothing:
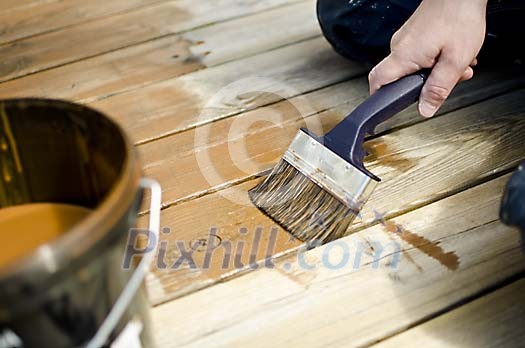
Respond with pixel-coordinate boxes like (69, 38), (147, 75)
(500, 162), (525, 252)
(317, 0), (525, 64)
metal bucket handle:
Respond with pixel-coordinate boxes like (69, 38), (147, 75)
(84, 178), (162, 348)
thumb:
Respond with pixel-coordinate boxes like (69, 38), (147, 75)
(419, 57), (465, 117)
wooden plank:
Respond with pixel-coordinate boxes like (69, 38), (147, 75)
(91, 37), (367, 144)
(150, 174), (525, 347)
(0, 0), (300, 82)
(142, 180), (303, 305)
(357, 88), (525, 228)
(0, 0), (57, 12)
(138, 70), (525, 208)
(183, 0), (320, 67)
(0, 35), (204, 103)
(0, 0), (169, 45)
(0, 0), (319, 104)
(142, 89), (525, 304)
(372, 279), (525, 348)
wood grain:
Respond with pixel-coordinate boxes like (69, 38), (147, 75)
(0, 0), (301, 82)
(0, 0), (57, 12)
(0, 0), (169, 44)
(91, 37), (367, 144)
(142, 88), (525, 304)
(0, 0), (319, 104)
(372, 279), (525, 348)
(358, 89), (525, 228)
(5, 1), (524, 344)
(142, 179), (303, 306)
(138, 71), (525, 208)
(150, 174), (525, 347)
(0, 36), (204, 102)
(184, 0), (320, 67)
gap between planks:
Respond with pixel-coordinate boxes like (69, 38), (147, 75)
(369, 277), (525, 348)
(0, 0), (59, 12)
(150, 172), (525, 347)
(0, 0), (320, 108)
(0, 0), (307, 83)
(0, 0), (173, 45)
(142, 88), (525, 305)
(136, 70), (525, 213)
(89, 37), (366, 144)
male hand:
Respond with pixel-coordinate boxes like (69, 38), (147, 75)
(368, 0), (488, 117)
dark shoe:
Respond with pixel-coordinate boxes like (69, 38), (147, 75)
(500, 161), (525, 253)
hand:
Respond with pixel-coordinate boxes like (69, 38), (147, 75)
(368, 0), (488, 117)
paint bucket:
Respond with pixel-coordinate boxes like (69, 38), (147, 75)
(0, 99), (161, 348)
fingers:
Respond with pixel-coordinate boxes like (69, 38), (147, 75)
(418, 57), (467, 117)
(459, 66), (474, 82)
(368, 53), (420, 94)
(370, 53), (476, 118)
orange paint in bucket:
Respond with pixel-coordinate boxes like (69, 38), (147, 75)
(0, 99), (161, 348)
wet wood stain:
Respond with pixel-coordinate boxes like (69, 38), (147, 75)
(381, 218), (460, 271)
(364, 138), (417, 172)
(385, 233), (424, 272)
(362, 138), (457, 269)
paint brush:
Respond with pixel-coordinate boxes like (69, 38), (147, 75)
(249, 72), (428, 244)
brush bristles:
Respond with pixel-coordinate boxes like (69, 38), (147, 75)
(248, 160), (359, 244)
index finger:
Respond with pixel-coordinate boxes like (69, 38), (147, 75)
(368, 53), (421, 94)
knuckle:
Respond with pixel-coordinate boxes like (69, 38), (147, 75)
(390, 27), (410, 49)
(419, 52), (437, 68)
(442, 52), (468, 71)
(388, 51), (408, 67)
(389, 50), (403, 61)
(390, 31), (402, 49)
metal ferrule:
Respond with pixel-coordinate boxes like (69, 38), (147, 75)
(283, 130), (379, 211)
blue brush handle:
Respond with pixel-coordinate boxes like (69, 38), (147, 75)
(500, 162), (525, 252)
(319, 71), (429, 180)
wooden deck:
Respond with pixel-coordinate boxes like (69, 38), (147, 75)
(2, 0), (525, 346)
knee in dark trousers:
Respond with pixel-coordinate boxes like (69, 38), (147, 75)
(316, 0), (420, 64)
(317, 0), (525, 65)
(482, 0), (525, 64)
